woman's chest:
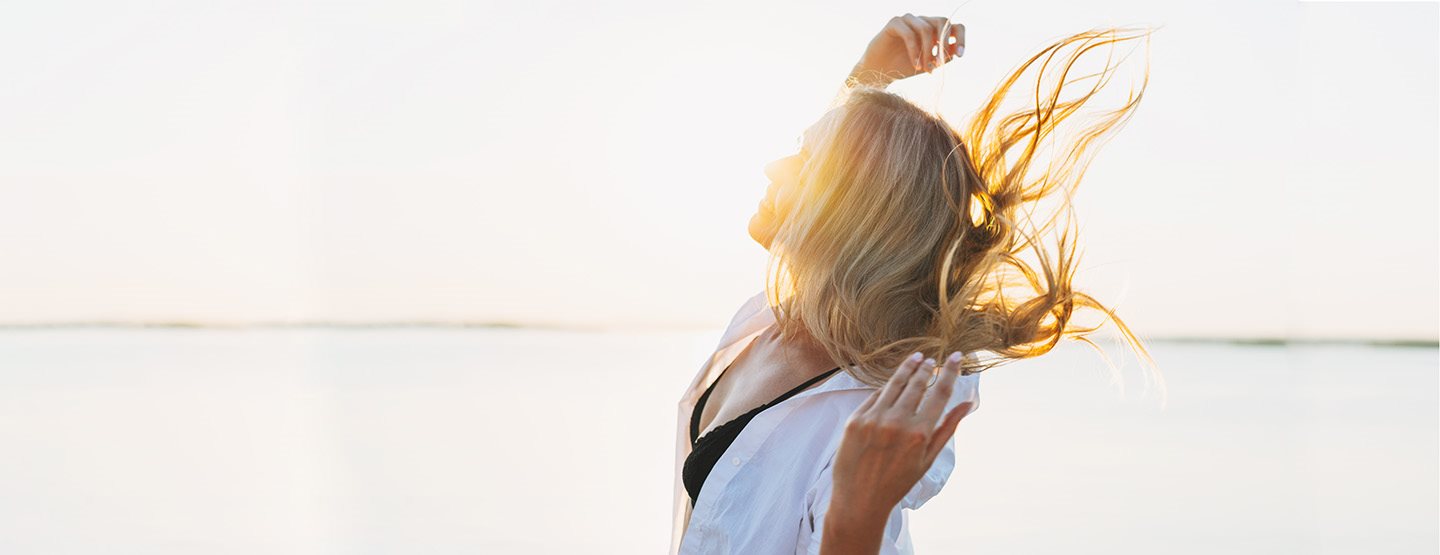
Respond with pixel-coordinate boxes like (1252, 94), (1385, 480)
(697, 351), (828, 440)
(678, 386), (873, 554)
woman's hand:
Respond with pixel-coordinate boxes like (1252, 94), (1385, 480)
(820, 351), (975, 554)
(848, 15), (966, 88)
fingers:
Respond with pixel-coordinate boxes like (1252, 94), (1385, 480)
(927, 16), (950, 63)
(873, 351), (923, 410)
(884, 15), (965, 73)
(915, 351), (963, 424)
(885, 16), (923, 72)
(855, 386), (880, 415)
(925, 400), (975, 461)
(919, 17), (965, 69)
(947, 20), (966, 59)
(893, 357), (936, 414)
(898, 14), (937, 72)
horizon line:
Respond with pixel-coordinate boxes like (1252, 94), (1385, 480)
(0, 321), (1433, 348)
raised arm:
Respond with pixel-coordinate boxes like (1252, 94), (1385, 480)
(846, 14), (966, 89)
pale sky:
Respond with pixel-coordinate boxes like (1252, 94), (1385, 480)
(0, 0), (1435, 341)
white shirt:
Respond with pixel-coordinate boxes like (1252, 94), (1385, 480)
(669, 292), (981, 554)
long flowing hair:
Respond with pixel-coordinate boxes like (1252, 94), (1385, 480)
(765, 27), (1165, 399)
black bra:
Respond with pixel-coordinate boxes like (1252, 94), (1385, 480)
(682, 362), (842, 506)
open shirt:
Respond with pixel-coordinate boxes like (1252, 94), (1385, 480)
(669, 291), (981, 554)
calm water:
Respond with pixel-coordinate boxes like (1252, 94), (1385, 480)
(0, 329), (1435, 554)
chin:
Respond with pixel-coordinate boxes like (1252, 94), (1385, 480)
(748, 212), (775, 251)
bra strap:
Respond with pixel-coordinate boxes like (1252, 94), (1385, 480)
(771, 366), (842, 405)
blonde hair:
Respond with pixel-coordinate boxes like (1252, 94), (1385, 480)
(765, 27), (1164, 399)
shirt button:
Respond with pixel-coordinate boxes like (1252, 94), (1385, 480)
(731, 457), (740, 466)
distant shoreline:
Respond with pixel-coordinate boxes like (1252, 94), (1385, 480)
(0, 322), (1433, 348)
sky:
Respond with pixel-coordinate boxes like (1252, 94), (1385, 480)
(0, 0), (1435, 341)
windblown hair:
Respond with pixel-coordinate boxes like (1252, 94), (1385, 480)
(765, 27), (1164, 398)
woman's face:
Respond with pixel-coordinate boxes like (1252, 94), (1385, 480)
(746, 151), (803, 251)
(748, 109), (843, 250)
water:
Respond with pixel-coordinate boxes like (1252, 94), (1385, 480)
(0, 329), (1434, 554)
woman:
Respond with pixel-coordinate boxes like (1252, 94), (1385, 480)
(670, 15), (1159, 554)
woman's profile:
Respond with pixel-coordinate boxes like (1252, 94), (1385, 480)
(670, 14), (1160, 554)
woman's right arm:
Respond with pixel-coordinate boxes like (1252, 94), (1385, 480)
(818, 352), (976, 555)
(846, 15), (966, 89)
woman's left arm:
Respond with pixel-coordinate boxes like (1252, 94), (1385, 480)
(818, 352), (976, 555)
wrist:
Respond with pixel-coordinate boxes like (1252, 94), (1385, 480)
(845, 64), (894, 89)
(829, 495), (890, 524)
(821, 497), (890, 552)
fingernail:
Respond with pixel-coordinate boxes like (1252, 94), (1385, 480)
(956, 46), (965, 57)
(924, 358), (936, 367)
(909, 352), (923, 362)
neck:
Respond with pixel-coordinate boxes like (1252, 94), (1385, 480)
(770, 322), (835, 370)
